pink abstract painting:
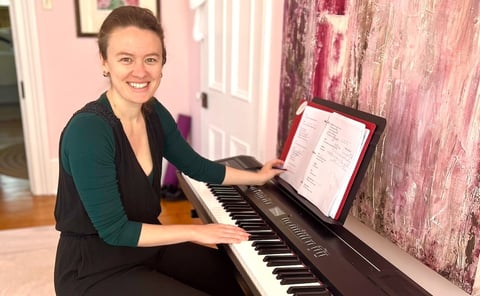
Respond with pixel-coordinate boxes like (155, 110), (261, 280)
(278, 0), (480, 293)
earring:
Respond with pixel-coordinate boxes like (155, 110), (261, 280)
(103, 71), (110, 77)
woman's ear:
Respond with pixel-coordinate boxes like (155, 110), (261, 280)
(100, 52), (109, 75)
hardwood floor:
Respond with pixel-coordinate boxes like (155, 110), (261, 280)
(0, 102), (199, 230)
(0, 176), (199, 230)
(0, 176), (56, 230)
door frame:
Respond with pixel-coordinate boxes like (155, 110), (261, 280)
(10, 1), (52, 195)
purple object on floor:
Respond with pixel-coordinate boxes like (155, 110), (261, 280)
(163, 114), (191, 186)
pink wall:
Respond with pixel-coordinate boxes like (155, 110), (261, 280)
(33, 1), (201, 157)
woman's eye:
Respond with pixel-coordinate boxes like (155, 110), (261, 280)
(120, 57), (132, 63)
(145, 57), (157, 64)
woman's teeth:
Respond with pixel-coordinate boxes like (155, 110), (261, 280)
(129, 82), (148, 89)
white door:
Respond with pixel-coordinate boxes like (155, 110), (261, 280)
(200, 0), (266, 161)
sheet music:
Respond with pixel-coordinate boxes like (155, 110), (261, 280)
(298, 112), (366, 215)
(281, 106), (330, 189)
(328, 127), (370, 217)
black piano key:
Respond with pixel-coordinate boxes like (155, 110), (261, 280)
(220, 201), (248, 206)
(214, 190), (241, 194)
(253, 242), (286, 250)
(272, 267), (310, 274)
(264, 255), (302, 266)
(279, 274), (319, 285)
(230, 213), (258, 220)
(248, 233), (279, 241)
(242, 224), (271, 231)
(229, 209), (257, 214)
(230, 213), (261, 220)
(257, 247), (291, 255)
(209, 186), (238, 191)
(216, 196), (243, 201)
(252, 240), (284, 246)
(287, 286), (330, 296)
(211, 191), (241, 197)
(235, 221), (264, 227)
(223, 205), (254, 211)
(254, 245), (287, 251)
(237, 220), (267, 226)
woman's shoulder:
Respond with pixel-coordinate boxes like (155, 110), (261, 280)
(63, 108), (114, 143)
(68, 109), (111, 129)
(150, 98), (170, 115)
(150, 98), (176, 128)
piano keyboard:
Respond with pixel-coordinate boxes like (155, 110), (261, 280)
(181, 174), (333, 296)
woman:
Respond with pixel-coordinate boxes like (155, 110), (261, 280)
(54, 6), (284, 296)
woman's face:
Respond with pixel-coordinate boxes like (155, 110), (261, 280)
(101, 26), (163, 105)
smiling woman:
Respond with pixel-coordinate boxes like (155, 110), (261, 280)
(54, 5), (283, 296)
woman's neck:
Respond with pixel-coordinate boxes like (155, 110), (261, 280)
(106, 90), (143, 123)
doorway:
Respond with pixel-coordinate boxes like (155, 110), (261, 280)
(0, 4), (28, 184)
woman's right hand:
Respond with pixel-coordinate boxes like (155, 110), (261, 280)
(190, 223), (250, 245)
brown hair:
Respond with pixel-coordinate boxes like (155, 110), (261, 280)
(97, 6), (167, 65)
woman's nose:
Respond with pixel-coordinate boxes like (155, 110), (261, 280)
(132, 62), (147, 76)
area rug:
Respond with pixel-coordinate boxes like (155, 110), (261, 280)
(0, 142), (27, 179)
(0, 225), (57, 296)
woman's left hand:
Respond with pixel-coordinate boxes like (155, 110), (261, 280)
(255, 158), (286, 185)
(223, 158), (286, 186)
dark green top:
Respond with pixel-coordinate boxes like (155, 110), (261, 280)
(59, 93), (225, 246)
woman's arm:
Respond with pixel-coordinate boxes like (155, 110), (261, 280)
(137, 223), (250, 247)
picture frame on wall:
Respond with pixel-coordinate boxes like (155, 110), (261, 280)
(74, 0), (160, 37)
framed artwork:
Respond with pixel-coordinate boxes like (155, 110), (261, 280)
(74, 0), (160, 37)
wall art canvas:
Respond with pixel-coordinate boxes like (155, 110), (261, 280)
(278, 0), (480, 294)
